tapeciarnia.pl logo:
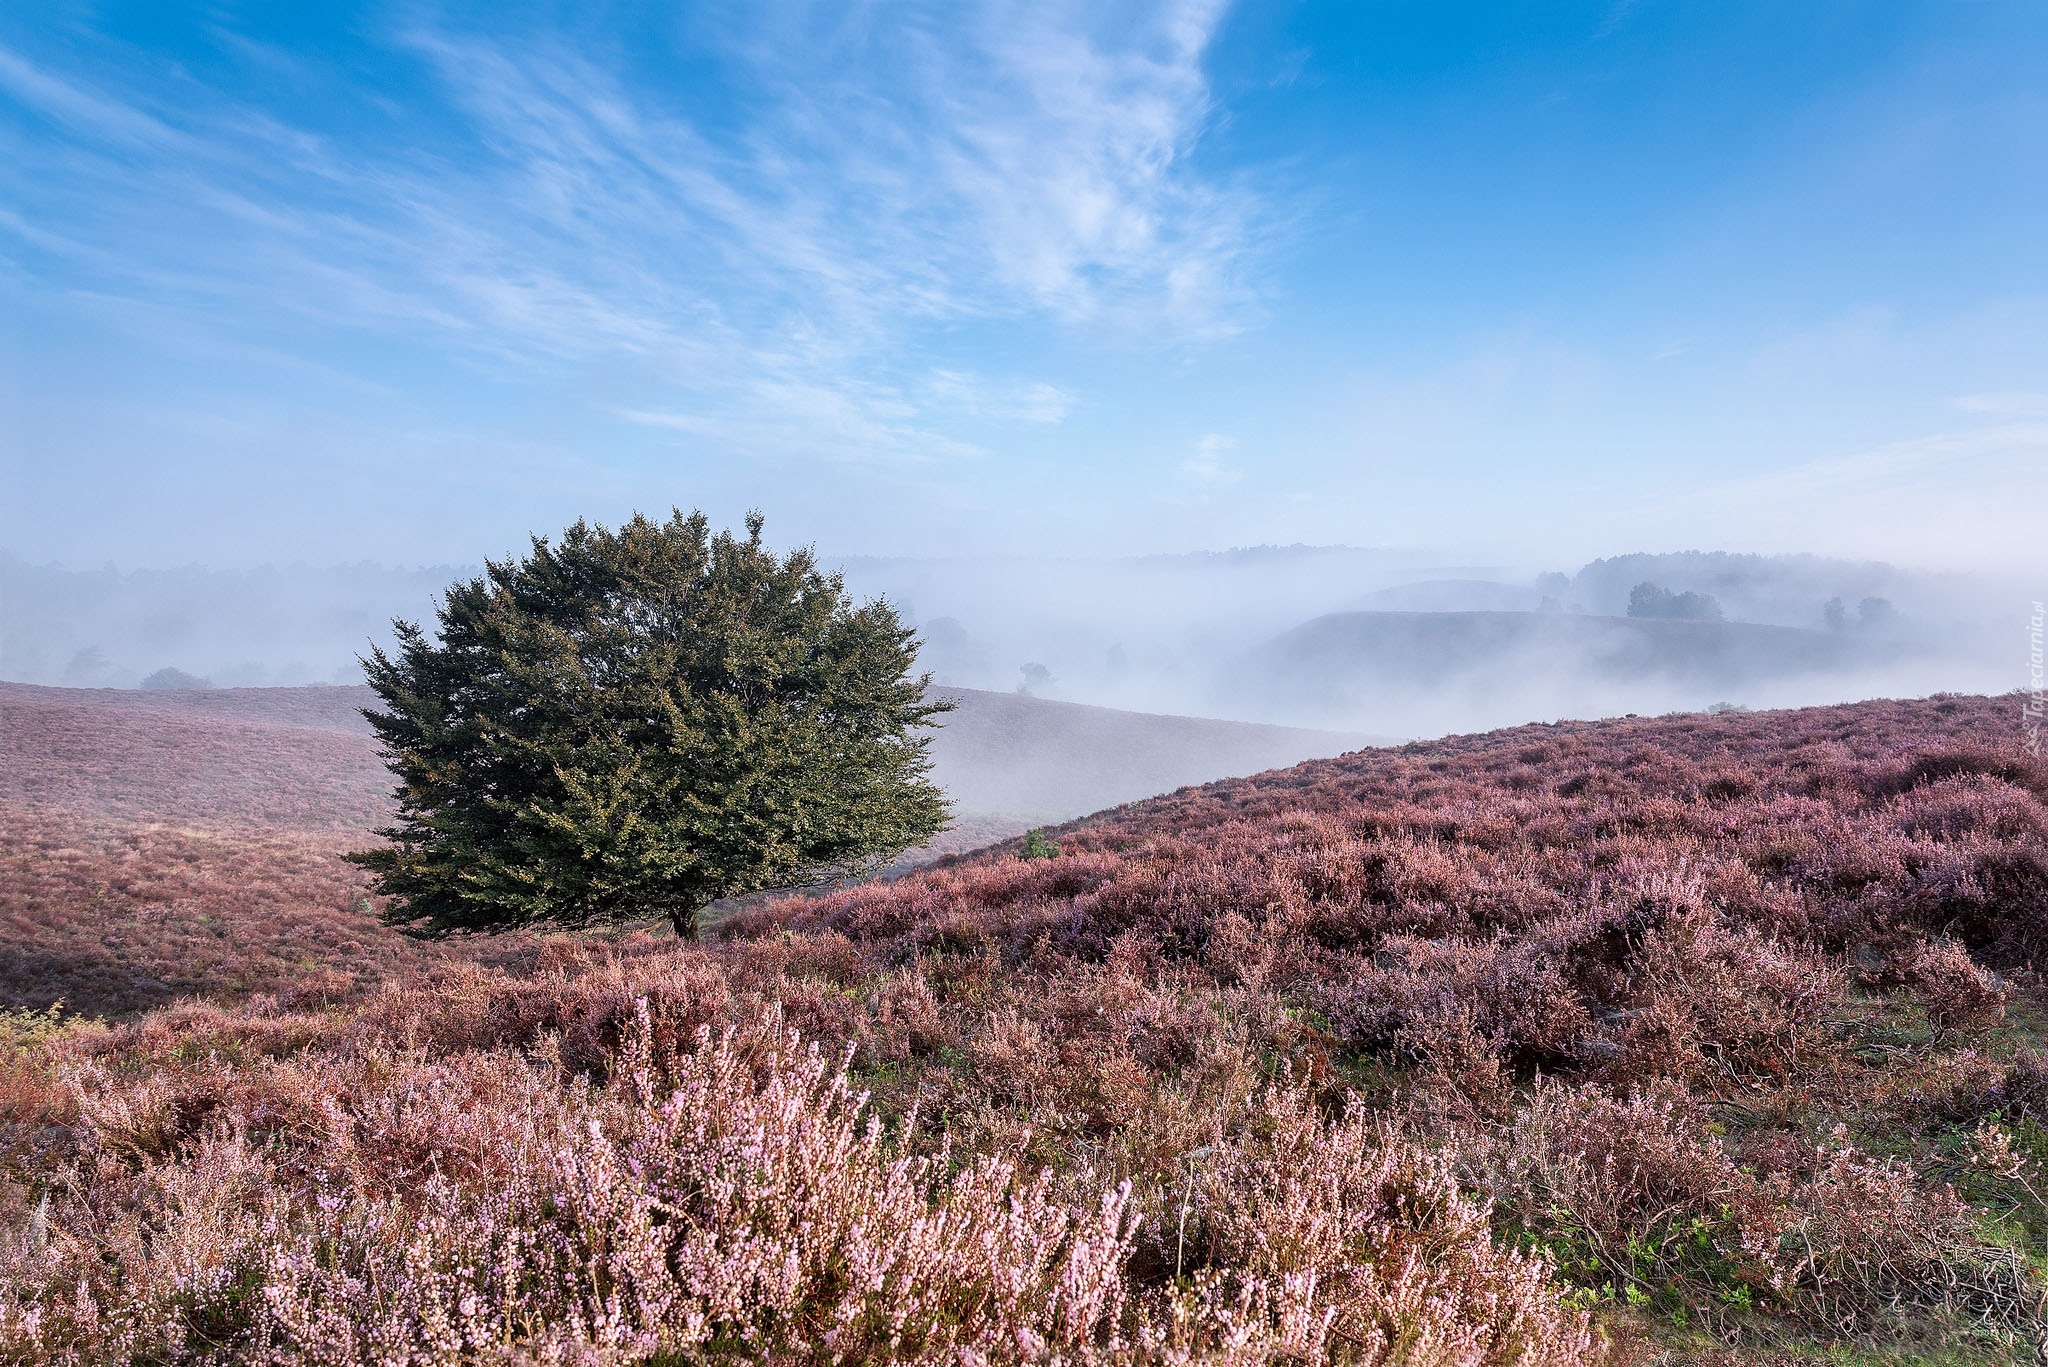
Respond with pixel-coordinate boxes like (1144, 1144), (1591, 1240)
(2026, 600), (2045, 757)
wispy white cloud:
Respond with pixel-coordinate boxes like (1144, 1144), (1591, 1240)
(1181, 432), (1241, 485)
(0, 2), (1257, 472)
(0, 46), (182, 147)
(1592, 0), (1643, 41)
(918, 0), (1252, 333)
(920, 371), (1074, 424)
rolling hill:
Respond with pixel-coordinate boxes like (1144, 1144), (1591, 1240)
(920, 686), (1374, 817)
(1226, 608), (1925, 731)
(0, 680), (1371, 1015)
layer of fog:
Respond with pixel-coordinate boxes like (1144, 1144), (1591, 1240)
(0, 555), (459, 689)
(847, 549), (2034, 738)
(3, 545), (2037, 744)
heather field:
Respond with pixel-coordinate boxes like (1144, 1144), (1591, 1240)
(5, 680), (1330, 1016)
(0, 684), (464, 1017)
(5, 692), (2048, 1363)
(0, 682), (525, 1017)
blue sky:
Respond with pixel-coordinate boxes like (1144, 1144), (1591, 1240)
(2, 1), (2043, 570)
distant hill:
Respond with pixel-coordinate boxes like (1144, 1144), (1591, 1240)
(923, 687), (1375, 819)
(0, 551), (465, 687)
(12, 548), (2021, 740)
(1265, 610), (1886, 687)
(1224, 609), (1926, 731)
(1348, 579), (1539, 613)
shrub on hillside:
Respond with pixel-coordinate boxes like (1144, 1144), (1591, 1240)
(351, 510), (951, 939)
(1902, 939), (2009, 1033)
(1625, 583), (1723, 622)
(138, 667), (211, 690)
(1608, 907), (1843, 1083)
(1020, 827), (1062, 860)
(1162, 1086), (1591, 1364)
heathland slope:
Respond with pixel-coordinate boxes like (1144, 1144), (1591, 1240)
(0, 683), (442, 1016)
(3, 692), (2044, 1364)
(0, 681), (1366, 1015)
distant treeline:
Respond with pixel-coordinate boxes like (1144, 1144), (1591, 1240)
(1561, 550), (1926, 627)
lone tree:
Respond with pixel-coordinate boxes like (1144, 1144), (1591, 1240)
(348, 510), (951, 939)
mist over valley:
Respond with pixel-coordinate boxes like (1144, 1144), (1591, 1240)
(5, 543), (2030, 755)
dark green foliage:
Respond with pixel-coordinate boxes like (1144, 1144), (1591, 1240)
(1018, 828), (1060, 860)
(348, 510), (952, 939)
(1626, 581), (1723, 622)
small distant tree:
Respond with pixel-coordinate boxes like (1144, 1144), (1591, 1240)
(348, 510), (952, 939)
(140, 667), (212, 691)
(1018, 662), (1054, 695)
(1676, 591), (1722, 621)
(1822, 597), (1848, 632)
(1627, 581), (1722, 622)
(1858, 597), (1900, 632)
(61, 646), (114, 686)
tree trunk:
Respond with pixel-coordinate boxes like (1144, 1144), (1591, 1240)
(667, 902), (701, 940)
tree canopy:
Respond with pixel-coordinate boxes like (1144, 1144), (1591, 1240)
(1625, 581), (1724, 622)
(348, 510), (951, 939)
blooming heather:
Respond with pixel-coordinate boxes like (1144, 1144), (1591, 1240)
(4, 693), (2047, 1360)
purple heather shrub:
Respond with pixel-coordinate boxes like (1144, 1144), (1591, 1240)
(6, 694), (2048, 1360)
